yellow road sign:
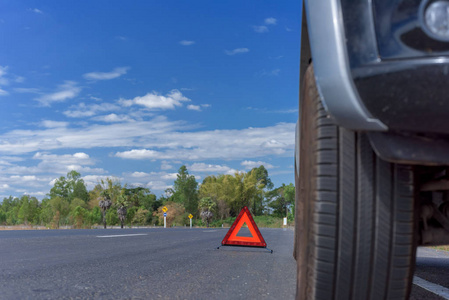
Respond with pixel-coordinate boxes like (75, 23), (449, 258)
(162, 206), (168, 212)
(188, 214), (193, 219)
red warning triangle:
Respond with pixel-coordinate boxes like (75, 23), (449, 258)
(221, 206), (267, 248)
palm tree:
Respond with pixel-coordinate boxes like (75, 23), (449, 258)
(199, 197), (216, 228)
(98, 196), (112, 229)
(116, 193), (129, 229)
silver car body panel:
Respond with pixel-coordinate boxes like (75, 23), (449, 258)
(304, 0), (387, 131)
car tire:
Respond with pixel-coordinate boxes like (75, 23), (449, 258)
(295, 64), (417, 300)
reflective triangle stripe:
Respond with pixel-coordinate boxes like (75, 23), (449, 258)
(221, 206), (267, 248)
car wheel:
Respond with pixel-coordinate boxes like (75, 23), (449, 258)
(295, 64), (417, 300)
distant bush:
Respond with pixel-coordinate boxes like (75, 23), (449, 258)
(194, 215), (286, 228)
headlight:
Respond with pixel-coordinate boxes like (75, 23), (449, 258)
(421, 0), (449, 41)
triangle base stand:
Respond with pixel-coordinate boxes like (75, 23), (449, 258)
(216, 244), (273, 253)
(218, 206), (272, 253)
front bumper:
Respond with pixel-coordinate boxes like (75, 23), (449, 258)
(305, 0), (449, 135)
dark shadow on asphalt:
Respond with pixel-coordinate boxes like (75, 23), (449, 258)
(214, 247), (273, 254)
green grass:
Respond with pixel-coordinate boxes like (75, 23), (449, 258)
(195, 215), (288, 228)
(429, 245), (449, 252)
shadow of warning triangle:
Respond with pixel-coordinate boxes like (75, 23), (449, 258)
(220, 206), (267, 248)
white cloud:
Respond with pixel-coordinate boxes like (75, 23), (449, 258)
(187, 104), (201, 111)
(0, 115), (294, 164)
(161, 173), (178, 180)
(274, 108), (297, 114)
(2, 174), (52, 191)
(259, 69), (281, 77)
(115, 149), (161, 160)
(265, 17), (277, 25)
(112, 123), (294, 161)
(30, 8), (43, 14)
(30, 152), (101, 175)
(225, 48), (249, 55)
(246, 106), (297, 114)
(82, 175), (121, 190)
(0, 152), (105, 192)
(179, 40), (195, 46)
(187, 104), (210, 111)
(119, 89), (190, 110)
(241, 160), (275, 170)
(161, 161), (173, 170)
(188, 163), (237, 175)
(0, 66), (8, 78)
(83, 67), (129, 81)
(40, 120), (69, 128)
(147, 181), (172, 191)
(14, 88), (40, 94)
(0, 116), (184, 154)
(253, 25), (268, 33)
(73, 153), (89, 159)
(92, 113), (133, 123)
(130, 172), (149, 178)
(121, 171), (181, 192)
(89, 95), (102, 101)
(10, 175), (38, 181)
(36, 81), (81, 106)
(63, 102), (120, 118)
(15, 76), (25, 83)
(0, 66), (9, 94)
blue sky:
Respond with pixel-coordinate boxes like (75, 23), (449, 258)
(0, 1), (301, 199)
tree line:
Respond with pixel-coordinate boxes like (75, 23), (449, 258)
(0, 166), (295, 228)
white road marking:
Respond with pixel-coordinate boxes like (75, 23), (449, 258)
(414, 276), (449, 300)
(96, 234), (148, 238)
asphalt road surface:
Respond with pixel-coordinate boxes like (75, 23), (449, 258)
(0, 227), (296, 299)
(411, 247), (449, 300)
(3, 228), (449, 300)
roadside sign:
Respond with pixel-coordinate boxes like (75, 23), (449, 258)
(188, 214), (193, 219)
(163, 213), (167, 217)
(162, 206), (168, 212)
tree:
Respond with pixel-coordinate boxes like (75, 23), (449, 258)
(70, 197), (87, 211)
(100, 178), (122, 204)
(115, 191), (129, 229)
(106, 208), (118, 225)
(71, 206), (88, 229)
(173, 166), (199, 216)
(89, 206), (102, 225)
(250, 165), (274, 190)
(198, 197), (216, 228)
(49, 170), (89, 203)
(88, 184), (103, 209)
(133, 207), (150, 225)
(199, 175), (230, 220)
(39, 198), (54, 226)
(49, 196), (69, 228)
(18, 196), (31, 225)
(99, 196), (112, 229)
(97, 177), (121, 229)
(266, 183), (295, 218)
(49, 176), (69, 200)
